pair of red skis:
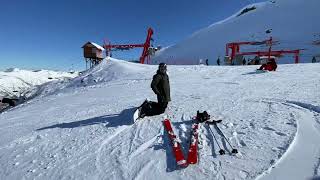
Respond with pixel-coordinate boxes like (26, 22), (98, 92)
(163, 119), (199, 168)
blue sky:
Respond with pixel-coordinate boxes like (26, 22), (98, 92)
(0, 0), (264, 71)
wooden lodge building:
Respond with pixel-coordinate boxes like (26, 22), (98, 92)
(82, 42), (105, 69)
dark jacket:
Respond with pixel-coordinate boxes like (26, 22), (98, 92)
(151, 70), (171, 102)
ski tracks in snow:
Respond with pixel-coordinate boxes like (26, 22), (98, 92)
(256, 99), (320, 180)
(95, 125), (130, 178)
(95, 118), (162, 180)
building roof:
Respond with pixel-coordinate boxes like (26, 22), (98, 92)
(82, 42), (105, 51)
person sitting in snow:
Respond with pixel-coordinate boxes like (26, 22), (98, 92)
(258, 58), (277, 71)
(139, 63), (171, 118)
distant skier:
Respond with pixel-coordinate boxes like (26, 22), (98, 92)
(254, 56), (260, 65)
(258, 58), (277, 71)
(217, 57), (220, 66)
(205, 59), (209, 66)
(312, 56), (316, 63)
(242, 57), (246, 65)
(138, 63), (171, 118)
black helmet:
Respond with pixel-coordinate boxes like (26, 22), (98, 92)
(159, 63), (167, 68)
(158, 63), (167, 73)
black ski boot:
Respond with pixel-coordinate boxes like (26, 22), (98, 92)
(196, 111), (211, 123)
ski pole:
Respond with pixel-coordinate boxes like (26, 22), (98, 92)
(214, 124), (238, 154)
(207, 124), (225, 155)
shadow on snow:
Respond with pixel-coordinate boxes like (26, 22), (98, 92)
(36, 107), (137, 131)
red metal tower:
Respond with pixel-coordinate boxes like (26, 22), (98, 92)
(103, 28), (154, 64)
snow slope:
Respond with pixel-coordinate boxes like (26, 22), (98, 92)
(0, 59), (319, 180)
(152, 0), (320, 65)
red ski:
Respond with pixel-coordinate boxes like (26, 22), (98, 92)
(163, 119), (188, 167)
(187, 123), (199, 164)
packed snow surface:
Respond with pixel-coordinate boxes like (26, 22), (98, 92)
(0, 58), (319, 180)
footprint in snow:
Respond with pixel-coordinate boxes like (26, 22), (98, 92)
(239, 140), (247, 147)
(270, 159), (276, 165)
(263, 126), (276, 131)
(237, 131), (246, 135)
(278, 146), (287, 151)
(274, 131), (287, 136)
(239, 170), (249, 179)
(249, 122), (256, 129)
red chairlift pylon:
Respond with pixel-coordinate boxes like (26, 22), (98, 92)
(225, 37), (303, 64)
(103, 28), (154, 64)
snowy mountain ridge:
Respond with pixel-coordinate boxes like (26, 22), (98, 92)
(0, 68), (78, 98)
(152, 0), (320, 65)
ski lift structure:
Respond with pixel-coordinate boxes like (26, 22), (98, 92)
(103, 27), (157, 64)
(225, 37), (303, 65)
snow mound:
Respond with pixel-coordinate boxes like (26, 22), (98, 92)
(71, 57), (153, 87)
